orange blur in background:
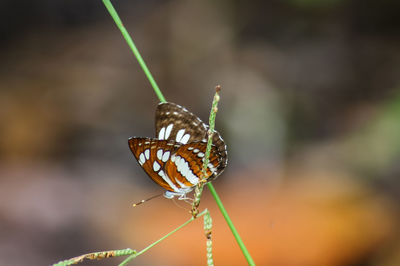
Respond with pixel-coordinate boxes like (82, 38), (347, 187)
(0, 1), (399, 265)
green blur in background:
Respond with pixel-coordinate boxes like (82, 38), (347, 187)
(0, 0), (399, 265)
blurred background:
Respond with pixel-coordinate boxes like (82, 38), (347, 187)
(0, 0), (399, 265)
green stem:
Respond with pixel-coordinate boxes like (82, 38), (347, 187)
(102, 0), (166, 103)
(192, 87), (220, 216)
(103, 1), (255, 265)
(119, 210), (208, 266)
(207, 183), (255, 265)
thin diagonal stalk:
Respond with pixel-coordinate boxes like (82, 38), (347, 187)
(102, 0), (166, 103)
(207, 183), (255, 265)
(191, 86), (220, 217)
(53, 210), (208, 266)
(119, 210), (208, 266)
(102, 1), (255, 265)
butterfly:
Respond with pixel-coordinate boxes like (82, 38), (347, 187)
(128, 102), (227, 199)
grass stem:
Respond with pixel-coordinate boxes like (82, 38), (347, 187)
(102, 1), (255, 264)
(102, 0), (166, 103)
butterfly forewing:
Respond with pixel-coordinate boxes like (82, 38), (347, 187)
(156, 102), (207, 143)
(128, 137), (180, 191)
(156, 102), (228, 175)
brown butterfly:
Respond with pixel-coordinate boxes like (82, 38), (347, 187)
(128, 102), (227, 199)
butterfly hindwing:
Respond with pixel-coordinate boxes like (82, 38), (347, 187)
(160, 141), (222, 190)
(172, 141), (224, 181)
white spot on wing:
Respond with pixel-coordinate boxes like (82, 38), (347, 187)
(158, 127), (166, 140)
(176, 129), (185, 142)
(139, 153), (146, 165)
(208, 163), (217, 173)
(174, 156), (199, 185)
(165, 124), (173, 139)
(197, 152), (204, 158)
(162, 151), (170, 162)
(157, 149), (163, 160)
(180, 134), (190, 144)
(153, 161), (161, 172)
(193, 149), (199, 153)
(188, 147), (194, 151)
(178, 158), (188, 176)
(144, 149), (150, 160)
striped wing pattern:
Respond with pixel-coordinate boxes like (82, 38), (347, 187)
(128, 137), (180, 191)
(129, 102), (227, 199)
(156, 102), (207, 143)
(156, 102), (227, 173)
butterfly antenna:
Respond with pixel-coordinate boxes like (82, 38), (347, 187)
(132, 193), (163, 207)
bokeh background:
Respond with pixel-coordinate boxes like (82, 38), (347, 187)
(1, 0), (399, 265)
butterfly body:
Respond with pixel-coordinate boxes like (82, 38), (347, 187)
(129, 102), (227, 199)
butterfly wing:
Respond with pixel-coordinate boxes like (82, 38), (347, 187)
(155, 102), (207, 143)
(155, 102), (228, 175)
(164, 141), (226, 185)
(129, 137), (225, 194)
(129, 102), (228, 196)
(128, 137), (181, 192)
